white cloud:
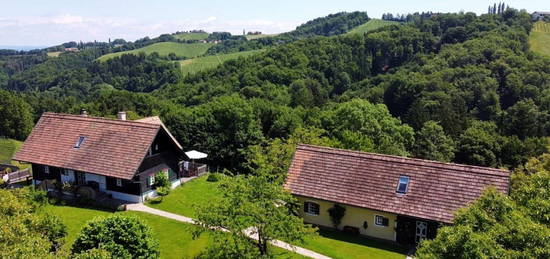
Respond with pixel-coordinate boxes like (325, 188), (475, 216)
(0, 14), (300, 46)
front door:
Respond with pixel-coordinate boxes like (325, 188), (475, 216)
(415, 221), (427, 243)
(75, 171), (86, 185)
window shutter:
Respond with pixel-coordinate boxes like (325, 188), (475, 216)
(304, 202), (309, 213)
(383, 218), (389, 226)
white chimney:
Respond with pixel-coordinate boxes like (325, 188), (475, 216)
(117, 111), (127, 121)
(80, 109), (88, 117)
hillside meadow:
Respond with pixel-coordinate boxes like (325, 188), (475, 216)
(347, 19), (400, 34)
(98, 42), (213, 61)
(530, 21), (550, 56)
(179, 49), (263, 75)
(173, 32), (209, 41)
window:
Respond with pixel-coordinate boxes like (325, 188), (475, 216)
(375, 215), (389, 227)
(147, 147), (153, 157)
(148, 175), (155, 187)
(74, 136), (86, 148)
(44, 165), (50, 174)
(396, 176), (410, 194)
(116, 178), (123, 187)
(155, 144), (159, 151)
(303, 201), (320, 216)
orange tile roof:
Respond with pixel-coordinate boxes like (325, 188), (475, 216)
(13, 113), (176, 179)
(284, 144), (510, 223)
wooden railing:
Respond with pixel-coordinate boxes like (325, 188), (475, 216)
(6, 168), (31, 184)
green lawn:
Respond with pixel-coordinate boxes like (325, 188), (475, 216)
(147, 175), (407, 259)
(530, 21), (550, 56)
(98, 42), (213, 61)
(174, 32), (209, 41)
(45, 204), (305, 259)
(179, 49), (263, 75)
(348, 19), (400, 34)
(146, 175), (221, 218)
(0, 138), (28, 169)
(301, 228), (407, 259)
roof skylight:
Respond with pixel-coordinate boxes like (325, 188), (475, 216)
(396, 176), (409, 194)
(74, 136), (86, 148)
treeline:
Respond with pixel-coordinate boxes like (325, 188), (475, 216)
(206, 11), (370, 54)
(2, 8), (549, 175)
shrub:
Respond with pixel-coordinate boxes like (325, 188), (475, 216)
(206, 173), (221, 182)
(156, 186), (170, 196)
(328, 203), (346, 228)
(154, 171), (170, 188)
(148, 196), (163, 204)
(72, 215), (159, 258)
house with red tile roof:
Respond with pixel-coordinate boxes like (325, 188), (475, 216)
(13, 111), (189, 203)
(284, 144), (510, 245)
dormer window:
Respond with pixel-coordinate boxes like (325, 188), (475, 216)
(74, 136), (86, 148)
(396, 176), (409, 194)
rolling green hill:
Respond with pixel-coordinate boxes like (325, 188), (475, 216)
(179, 49), (263, 75)
(530, 21), (550, 56)
(174, 32), (209, 41)
(348, 19), (400, 34)
(98, 42), (213, 61)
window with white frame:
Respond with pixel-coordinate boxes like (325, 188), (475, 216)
(303, 201), (320, 216)
(116, 178), (123, 187)
(148, 175), (155, 187)
(44, 165), (50, 174)
(375, 215), (389, 227)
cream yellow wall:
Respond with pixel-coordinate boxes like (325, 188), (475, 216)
(296, 196), (397, 241)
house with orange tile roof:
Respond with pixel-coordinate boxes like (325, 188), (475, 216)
(13, 111), (194, 203)
(284, 144), (510, 245)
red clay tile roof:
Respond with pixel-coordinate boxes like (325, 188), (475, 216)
(13, 113), (179, 180)
(284, 144), (510, 223)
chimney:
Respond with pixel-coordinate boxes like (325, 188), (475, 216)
(117, 111), (127, 121)
(80, 109), (88, 117)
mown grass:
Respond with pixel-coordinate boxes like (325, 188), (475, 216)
(530, 21), (550, 56)
(47, 51), (62, 57)
(46, 205), (306, 259)
(179, 49), (263, 75)
(348, 19), (400, 34)
(174, 32), (209, 41)
(146, 175), (222, 218)
(245, 33), (279, 40)
(147, 175), (407, 259)
(98, 42), (213, 61)
(0, 138), (28, 169)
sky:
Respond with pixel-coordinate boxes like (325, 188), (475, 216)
(0, 0), (548, 47)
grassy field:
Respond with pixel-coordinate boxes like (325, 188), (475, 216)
(174, 32), (209, 41)
(179, 49), (263, 75)
(146, 175), (222, 218)
(147, 175), (407, 259)
(348, 19), (400, 34)
(0, 138), (28, 169)
(530, 21), (550, 56)
(46, 205), (305, 259)
(245, 33), (279, 40)
(47, 51), (61, 57)
(98, 42), (213, 61)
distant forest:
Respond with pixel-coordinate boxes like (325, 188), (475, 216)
(1, 8), (550, 175)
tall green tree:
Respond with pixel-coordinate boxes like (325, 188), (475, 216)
(414, 121), (455, 162)
(455, 121), (502, 167)
(323, 99), (415, 156)
(0, 90), (34, 140)
(194, 174), (315, 258)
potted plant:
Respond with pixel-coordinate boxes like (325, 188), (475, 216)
(61, 182), (76, 197)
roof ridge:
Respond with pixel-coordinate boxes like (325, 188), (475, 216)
(43, 112), (160, 129)
(297, 144), (509, 177)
